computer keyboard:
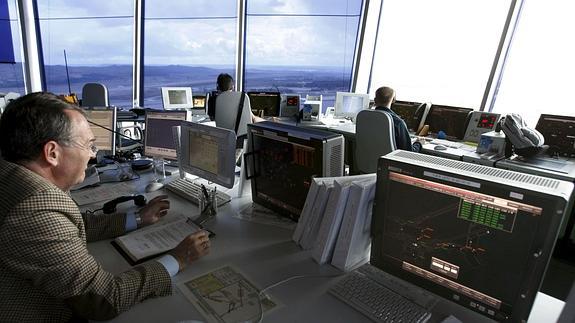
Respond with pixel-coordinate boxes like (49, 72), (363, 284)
(430, 138), (465, 149)
(165, 178), (232, 207)
(330, 270), (431, 323)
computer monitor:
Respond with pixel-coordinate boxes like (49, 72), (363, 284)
(246, 121), (344, 221)
(144, 110), (189, 160)
(424, 104), (473, 140)
(83, 108), (116, 157)
(390, 100), (429, 133)
(535, 114), (575, 158)
(177, 121), (236, 188)
(191, 94), (208, 116)
(161, 87), (193, 110)
(372, 150), (573, 322)
(247, 92), (281, 117)
(334, 92), (370, 121)
(280, 94), (300, 117)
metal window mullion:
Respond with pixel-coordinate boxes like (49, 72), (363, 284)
(133, 0), (144, 108)
(479, 0), (523, 112)
(17, 0), (43, 93)
(236, 0), (246, 91)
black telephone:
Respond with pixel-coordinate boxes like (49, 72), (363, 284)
(102, 195), (147, 214)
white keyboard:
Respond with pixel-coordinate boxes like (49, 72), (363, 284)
(165, 178), (231, 207)
(330, 266), (431, 323)
(430, 138), (465, 149)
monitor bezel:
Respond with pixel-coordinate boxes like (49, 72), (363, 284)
(161, 87), (193, 110)
(247, 91), (281, 117)
(424, 104), (473, 140)
(372, 152), (570, 322)
(178, 121), (236, 188)
(144, 110), (189, 160)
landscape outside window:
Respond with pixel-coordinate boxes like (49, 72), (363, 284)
(0, 0), (25, 95)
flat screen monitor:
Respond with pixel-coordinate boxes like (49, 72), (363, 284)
(161, 87), (193, 110)
(192, 94), (208, 116)
(334, 92), (370, 121)
(83, 108), (116, 157)
(144, 110), (188, 160)
(247, 92), (281, 117)
(535, 114), (575, 158)
(178, 121), (236, 188)
(390, 100), (428, 133)
(424, 104), (473, 140)
(373, 150), (573, 322)
(246, 121), (344, 221)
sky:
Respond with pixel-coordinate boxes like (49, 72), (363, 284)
(14, 0), (362, 67)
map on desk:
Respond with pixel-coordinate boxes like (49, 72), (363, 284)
(179, 266), (278, 323)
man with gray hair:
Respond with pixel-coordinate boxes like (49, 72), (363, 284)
(0, 92), (211, 321)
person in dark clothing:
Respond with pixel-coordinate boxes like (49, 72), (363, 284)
(207, 73), (234, 121)
(206, 73), (264, 123)
(373, 86), (415, 151)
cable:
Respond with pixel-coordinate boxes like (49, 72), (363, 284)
(254, 273), (343, 323)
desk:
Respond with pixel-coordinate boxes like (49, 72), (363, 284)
(86, 174), (565, 323)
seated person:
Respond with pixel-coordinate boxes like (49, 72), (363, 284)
(373, 86), (415, 151)
(0, 92), (211, 321)
(207, 73), (265, 123)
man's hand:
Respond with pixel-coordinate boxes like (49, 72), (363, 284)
(169, 231), (210, 272)
(139, 195), (170, 226)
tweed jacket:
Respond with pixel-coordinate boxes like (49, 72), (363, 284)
(0, 159), (172, 322)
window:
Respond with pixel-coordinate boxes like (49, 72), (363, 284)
(491, 1), (575, 126)
(143, 0), (237, 108)
(369, 0), (511, 109)
(244, 0), (363, 110)
(37, 1), (134, 107)
(0, 0), (24, 95)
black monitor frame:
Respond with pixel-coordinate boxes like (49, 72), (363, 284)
(372, 151), (572, 322)
(424, 104), (473, 140)
(535, 114), (575, 158)
(390, 100), (427, 133)
(247, 91), (281, 117)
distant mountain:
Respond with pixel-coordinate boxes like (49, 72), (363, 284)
(1, 64), (351, 109)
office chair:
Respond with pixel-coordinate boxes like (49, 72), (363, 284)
(214, 91), (253, 139)
(214, 91), (253, 164)
(355, 109), (397, 173)
(82, 83), (109, 107)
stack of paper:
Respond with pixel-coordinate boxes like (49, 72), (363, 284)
(293, 174), (376, 268)
(331, 177), (377, 271)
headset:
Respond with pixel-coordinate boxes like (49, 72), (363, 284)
(102, 195), (147, 214)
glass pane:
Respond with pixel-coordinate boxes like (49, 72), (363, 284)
(370, 0), (511, 109)
(146, 0), (236, 18)
(143, 0), (237, 108)
(492, 1), (575, 126)
(37, 1), (134, 108)
(247, 0), (362, 15)
(0, 0), (24, 95)
(245, 0), (362, 111)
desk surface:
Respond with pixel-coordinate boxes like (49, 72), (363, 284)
(84, 172), (566, 323)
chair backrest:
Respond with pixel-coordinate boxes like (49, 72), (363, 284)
(82, 83), (109, 107)
(355, 109), (397, 173)
(214, 91), (252, 137)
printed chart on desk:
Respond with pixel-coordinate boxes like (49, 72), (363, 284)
(179, 266), (278, 323)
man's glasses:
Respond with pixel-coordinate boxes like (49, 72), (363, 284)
(61, 140), (98, 155)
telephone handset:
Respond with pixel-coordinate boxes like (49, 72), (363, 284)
(102, 195), (147, 214)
